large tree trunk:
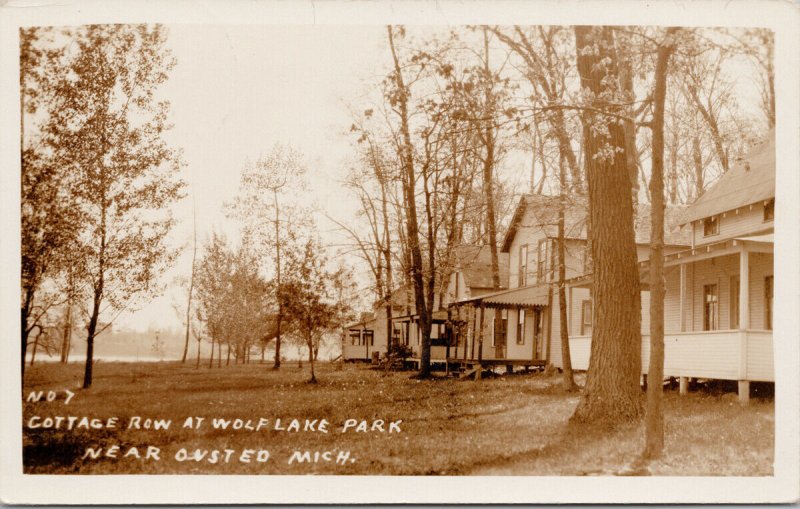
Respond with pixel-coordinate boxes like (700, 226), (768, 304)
(571, 26), (643, 424)
(615, 34), (642, 206)
(643, 28), (676, 460)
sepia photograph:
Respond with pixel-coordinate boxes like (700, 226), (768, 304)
(2, 0), (799, 504)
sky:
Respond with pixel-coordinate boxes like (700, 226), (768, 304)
(115, 25), (394, 331)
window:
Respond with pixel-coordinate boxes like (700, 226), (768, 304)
(703, 216), (719, 237)
(516, 309), (526, 345)
(349, 330), (360, 346)
(580, 300), (592, 336)
(363, 330), (374, 347)
(764, 199), (775, 222)
(518, 244), (528, 287)
(730, 276), (740, 329)
(765, 276), (773, 330)
(537, 239), (550, 283)
(494, 310), (507, 346)
(703, 284), (719, 331)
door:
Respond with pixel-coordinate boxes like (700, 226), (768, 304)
(494, 309), (507, 358)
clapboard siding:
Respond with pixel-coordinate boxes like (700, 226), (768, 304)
(568, 336), (592, 370)
(570, 331), (772, 381)
(664, 266), (682, 332)
(661, 332), (740, 379)
(691, 254), (738, 331)
(693, 205), (772, 246)
(747, 252), (773, 329)
(746, 331), (774, 381)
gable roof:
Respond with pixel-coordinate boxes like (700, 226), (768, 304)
(682, 131), (775, 225)
(501, 193), (690, 251)
(634, 204), (692, 246)
(452, 245), (509, 289)
(501, 194), (588, 252)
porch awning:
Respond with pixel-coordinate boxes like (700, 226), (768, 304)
(735, 233), (773, 244)
(453, 284), (549, 308)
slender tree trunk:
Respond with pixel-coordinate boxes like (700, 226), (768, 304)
(273, 188), (282, 370)
(217, 340), (222, 368)
(308, 337), (317, 383)
(196, 338), (201, 369)
(83, 291), (102, 389)
(208, 337), (214, 368)
(226, 343), (231, 365)
(692, 135), (704, 199)
(643, 28), (676, 460)
(668, 126), (679, 204)
(21, 289), (33, 380)
(60, 301), (72, 363)
(481, 28), (501, 290)
(557, 155), (576, 391)
(182, 194), (197, 363)
(571, 26), (643, 424)
(30, 331), (40, 367)
(387, 26), (430, 378)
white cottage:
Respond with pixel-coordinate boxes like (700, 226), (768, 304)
(446, 194), (688, 372)
(565, 132), (775, 403)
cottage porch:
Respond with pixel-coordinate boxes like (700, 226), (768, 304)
(567, 234), (774, 403)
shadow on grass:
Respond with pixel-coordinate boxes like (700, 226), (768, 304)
(23, 428), (117, 473)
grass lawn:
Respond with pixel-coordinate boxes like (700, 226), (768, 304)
(21, 361), (774, 475)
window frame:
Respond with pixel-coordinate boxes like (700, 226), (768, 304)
(703, 216), (719, 237)
(580, 299), (592, 336)
(730, 276), (740, 329)
(765, 275), (773, 330)
(703, 283), (719, 331)
(516, 309), (525, 345)
(518, 244), (528, 287)
(537, 239), (549, 283)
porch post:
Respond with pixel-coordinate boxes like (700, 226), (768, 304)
(738, 248), (750, 404)
(739, 249), (750, 331)
(476, 303), (485, 381)
(679, 263), (688, 332)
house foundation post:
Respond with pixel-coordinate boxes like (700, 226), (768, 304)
(738, 249), (750, 405)
(738, 380), (750, 404)
(679, 376), (689, 396)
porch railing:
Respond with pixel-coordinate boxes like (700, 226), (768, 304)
(567, 329), (773, 382)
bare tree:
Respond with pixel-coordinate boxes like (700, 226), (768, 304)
(643, 27), (678, 459)
(228, 143), (309, 370)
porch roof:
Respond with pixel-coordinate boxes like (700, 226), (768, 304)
(565, 233), (774, 290)
(451, 284), (549, 308)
